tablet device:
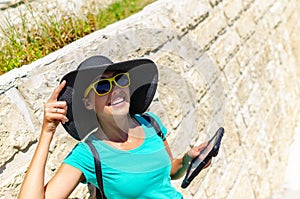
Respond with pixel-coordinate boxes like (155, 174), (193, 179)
(181, 127), (224, 188)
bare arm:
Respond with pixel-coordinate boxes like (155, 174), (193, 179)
(44, 164), (84, 199)
(18, 81), (76, 199)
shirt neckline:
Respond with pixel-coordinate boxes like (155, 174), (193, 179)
(89, 114), (149, 153)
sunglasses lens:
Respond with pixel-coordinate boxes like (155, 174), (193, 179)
(91, 73), (130, 96)
(115, 74), (130, 87)
(95, 80), (110, 95)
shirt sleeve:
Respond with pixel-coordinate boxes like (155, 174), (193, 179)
(63, 142), (98, 187)
(145, 112), (168, 138)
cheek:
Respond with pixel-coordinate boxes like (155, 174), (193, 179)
(125, 87), (130, 96)
(123, 88), (131, 103)
(85, 92), (106, 111)
(94, 96), (107, 111)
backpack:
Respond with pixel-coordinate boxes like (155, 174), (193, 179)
(86, 113), (165, 199)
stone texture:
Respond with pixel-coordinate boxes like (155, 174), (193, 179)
(0, 0), (300, 198)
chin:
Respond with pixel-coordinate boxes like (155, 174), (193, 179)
(110, 103), (130, 117)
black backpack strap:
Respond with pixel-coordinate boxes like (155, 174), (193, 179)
(86, 142), (107, 199)
(141, 113), (165, 141)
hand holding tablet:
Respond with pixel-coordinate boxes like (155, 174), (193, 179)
(181, 127), (224, 188)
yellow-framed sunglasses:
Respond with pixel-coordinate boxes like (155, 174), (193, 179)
(83, 72), (130, 98)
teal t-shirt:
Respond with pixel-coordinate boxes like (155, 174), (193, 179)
(64, 112), (183, 199)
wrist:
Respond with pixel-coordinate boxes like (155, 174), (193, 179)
(183, 153), (192, 166)
(170, 153), (192, 180)
(40, 130), (54, 142)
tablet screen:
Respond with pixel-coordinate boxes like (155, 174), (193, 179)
(186, 131), (220, 178)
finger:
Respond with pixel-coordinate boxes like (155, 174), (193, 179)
(204, 159), (212, 169)
(56, 101), (68, 109)
(44, 101), (69, 123)
(197, 141), (209, 151)
(45, 112), (69, 124)
(199, 141), (208, 148)
(45, 102), (67, 113)
(48, 80), (66, 102)
(53, 107), (66, 115)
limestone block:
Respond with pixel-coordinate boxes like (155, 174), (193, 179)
(17, 84), (48, 121)
(211, 29), (241, 69)
(147, 100), (171, 131)
(189, 7), (227, 50)
(0, 167), (26, 198)
(156, 84), (183, 129)
(254, 18), (271, 47)
(214, 156), (243, 199)
(89, 27), (171, 60)
(241, 0), (254, 11)
(223, 57), (240, 87)
(197, 96), (215, 129)
(0, 87), (38, 166)
(235, 8), (256, 40)
(221, 126), (241, 163)
(0, 144), (35, 198)
(250, 0), (275, 24)
(161, 0), (211, 33)
(269, 1), (287, 23)
(192, 187), (208, 199)
(236, 72), (253, 105)
(184, 67), (207, 102)
(209, 0), (221, 7)
(171, 109), (204, 156)
(235, 42), (253, 73)
(223, 0), (244, 25)
(194, 54), (220, 89)
(208, 75), (226, 115)
(251, 172), (272, 199)
(156, 54), (196, 119)
(195, 165), (218, 198)
(226, 168), (255, 199)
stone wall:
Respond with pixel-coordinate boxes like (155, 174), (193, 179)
(0, 0), (299, 198)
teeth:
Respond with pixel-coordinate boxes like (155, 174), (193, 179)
(111, 97), (125, 105)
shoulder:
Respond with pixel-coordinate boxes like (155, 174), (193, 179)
(142, 112), (166, 127)
(138, 112), (168, 138)
(63, 141), (99, 186)
(72, 142), (92, 153)
(64, 142), (94, 166)
(143, 111), (161, 121)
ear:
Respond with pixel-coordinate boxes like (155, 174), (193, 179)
(82, 98), (94, 110)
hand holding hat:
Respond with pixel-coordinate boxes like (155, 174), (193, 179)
(42, 80), (69, 136)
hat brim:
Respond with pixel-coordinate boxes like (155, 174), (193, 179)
(58, 58), (158, 140)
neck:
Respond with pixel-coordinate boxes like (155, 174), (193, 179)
(97, 114), (137, 142)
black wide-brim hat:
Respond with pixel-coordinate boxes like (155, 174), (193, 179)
(57, 55), (158, 140)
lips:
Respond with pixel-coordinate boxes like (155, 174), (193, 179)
(109, 92), (128, 107)
(111, 97), (126, 105)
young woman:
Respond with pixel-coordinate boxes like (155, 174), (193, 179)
(19, 55), (210, 199)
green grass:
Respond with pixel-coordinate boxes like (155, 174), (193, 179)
(0, 0), (156, 75)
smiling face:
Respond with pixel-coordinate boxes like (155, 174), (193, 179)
(82, 71), (131, 119)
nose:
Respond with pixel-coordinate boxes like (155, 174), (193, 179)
(109, 83), (121, 95)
